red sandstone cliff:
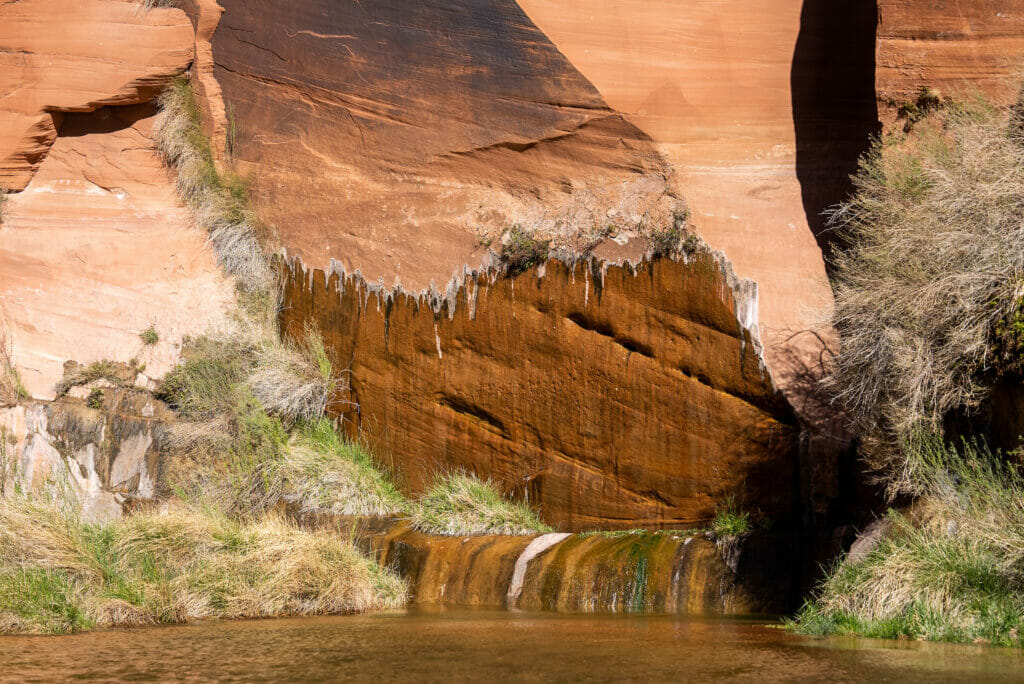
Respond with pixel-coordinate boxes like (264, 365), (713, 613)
(6, 0), (1024, 529)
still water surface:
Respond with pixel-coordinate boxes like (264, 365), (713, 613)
(1, 609), (1021, 682)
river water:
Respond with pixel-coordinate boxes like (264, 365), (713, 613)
(1, 609), (1020, 682)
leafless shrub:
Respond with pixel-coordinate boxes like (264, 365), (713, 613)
(826, 94), (1024, 477)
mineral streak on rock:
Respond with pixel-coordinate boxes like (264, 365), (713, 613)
(281, 250), (799, 531)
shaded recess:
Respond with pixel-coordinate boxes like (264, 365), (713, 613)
(791, 0), (880, 256)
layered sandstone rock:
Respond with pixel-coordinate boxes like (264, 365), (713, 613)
(876, 0), (1024, 126)
(0, 0), (195, 190)
(282, 252), (798, 531)
(0, 106), (234, 399)
(211, 0), (679, 292)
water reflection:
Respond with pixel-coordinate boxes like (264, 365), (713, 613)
(1, 609), (1020, 683)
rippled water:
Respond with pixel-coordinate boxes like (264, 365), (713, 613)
(1, 609), (1021, 682)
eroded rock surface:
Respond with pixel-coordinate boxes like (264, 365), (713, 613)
(876, 0), (1024, 125)
(282, 253), (798, 531)
(0, 0), (195, 190)
(0, 390), (172, 521)
(0, 106), (235, 399)
(212, 0), (678, 291)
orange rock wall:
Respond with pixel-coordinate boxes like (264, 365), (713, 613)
(876, 0), (1024, 124)
(281, 253), (798, 531)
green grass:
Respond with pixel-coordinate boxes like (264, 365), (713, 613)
(284, 419), (405, 516)
(711, 496), (751, 539)
(789, 435), (1024, 646)
(0, 495), (406, 635)
(412, 472), (551, 536)
(139, 326), (160, 346)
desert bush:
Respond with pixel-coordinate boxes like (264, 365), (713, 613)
(826, 94), (1024, 473)
(412, 472), (551, 536)
(499, 225), (550, 276)
(156, 77), (275, 296)
(791, 435), (1024, 646)
(0, 340), (27, 407)
(0, 496), (406, 635)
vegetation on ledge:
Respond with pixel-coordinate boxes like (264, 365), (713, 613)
(0, 496), (405, 635)
(412, 472), (551, 536)
(791, 436), (1024, 647)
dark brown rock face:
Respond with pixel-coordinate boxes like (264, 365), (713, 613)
(281, 253), (798, 531)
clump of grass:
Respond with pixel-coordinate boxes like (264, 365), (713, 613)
(284, 419), (405, 516)
(0, 495), (406, 635)
(156, 77), (275, 296)
(139, 326), (159, 346)
(826, 93), (1024, 475)
(499, 225), (550, 276)
(711, 496), (751, 539)
(412, 472), (551, 536)
(55, 360), (126, 397)
(250, 324), (338, 425)
(790, 435), (1024, 646)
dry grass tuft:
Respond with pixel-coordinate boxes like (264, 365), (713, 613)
(792, 435), (1024, 646)
(250, 324), (338, 425)
(412, 472), (551, 536)
(826, 94), (1024, 476)
(155, 77), (275, 296)
(0, 496), (406, 635)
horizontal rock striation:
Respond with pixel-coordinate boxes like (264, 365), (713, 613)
(876, 0), (1024, 125)
(0, 0), (195, 190)
(281, 250), (799, 531)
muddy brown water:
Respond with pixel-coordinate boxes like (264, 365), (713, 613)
(1, 609), (1022, 682)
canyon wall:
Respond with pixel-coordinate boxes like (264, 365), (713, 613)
(0, 1), (234, 399)
(282, 253), (798, 530)
(6, 0), (1024, 532)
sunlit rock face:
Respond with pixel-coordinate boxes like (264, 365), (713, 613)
(0, 0), (195, 191)
(0, 1), (234, 400)
(875, 0), (1024, 126)
(282, 253), (800, 531)
(211, 0), (678, 291)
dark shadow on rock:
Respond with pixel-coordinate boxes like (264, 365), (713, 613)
(791, 0), (880, 259)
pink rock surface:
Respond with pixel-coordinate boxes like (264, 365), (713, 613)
(0, 106), (234, 399)
(0, 0), (195, 190)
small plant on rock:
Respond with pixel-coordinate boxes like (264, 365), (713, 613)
(86, 388), (105, 410)
(711, 495), (751, 539)
(139, 326), (159, 346)
(500, 225), (550, 276)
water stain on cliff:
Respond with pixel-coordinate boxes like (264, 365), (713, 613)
(281, 252), (800, 532)
(791, 0), (880, 255)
